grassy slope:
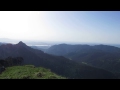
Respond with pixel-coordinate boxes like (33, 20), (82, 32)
(0, 65), (66, 79)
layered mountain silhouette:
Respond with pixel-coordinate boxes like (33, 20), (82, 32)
(0, 42), (117, 79)
(46, 44), (120, 74)
(46, 44), (120, 55)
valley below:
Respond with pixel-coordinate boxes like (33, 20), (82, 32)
(0, 42), (120, 79)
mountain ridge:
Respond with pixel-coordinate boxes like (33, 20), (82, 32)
(0, 41), (117, 79)
(45, 44), (120, 73)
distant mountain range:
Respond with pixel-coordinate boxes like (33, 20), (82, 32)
(0, 38), (60, 46)
(30, 45), (51, 52)
(45, 44), (120, 75)
(0, 41), (117, 79)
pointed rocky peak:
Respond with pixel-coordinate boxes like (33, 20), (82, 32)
(17, 41), (27, 46)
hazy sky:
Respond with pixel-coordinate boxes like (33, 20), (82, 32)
(0, 11), (120, 44)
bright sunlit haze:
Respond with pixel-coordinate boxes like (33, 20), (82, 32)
(0, 11), (120, 45)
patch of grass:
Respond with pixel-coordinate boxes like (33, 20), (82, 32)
(0, 65), (66, 79)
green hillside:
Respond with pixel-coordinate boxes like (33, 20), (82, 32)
(0, 65), (66, 79)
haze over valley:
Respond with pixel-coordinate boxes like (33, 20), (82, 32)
(0, 11), (120, 79)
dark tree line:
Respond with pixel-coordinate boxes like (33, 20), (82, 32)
(0, 56), (24, 73)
